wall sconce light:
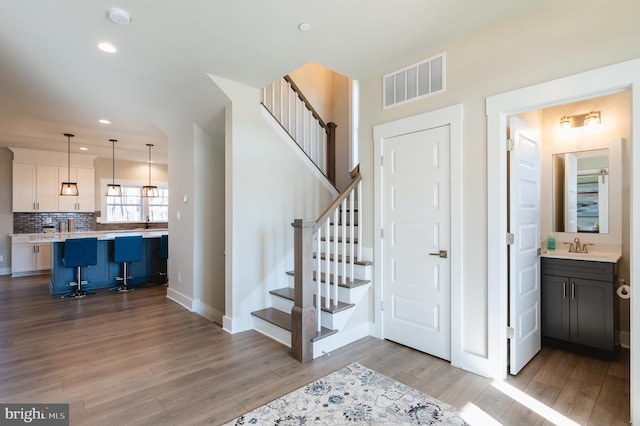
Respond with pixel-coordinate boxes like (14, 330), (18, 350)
(106, 139), (122, 197)
(559, 115), (573, 129)
(60, 133), (79, 196)
(559, 110), (601, 128)
(142, 143), (158, 198)
(584, 110), (601, 126)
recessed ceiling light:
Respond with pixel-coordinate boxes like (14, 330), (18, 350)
(98, 42), (117, 53)
(79, 147), (89, 151)
(108, 8), (131, 25)
(99, 119), (111, 124)
(298, 23), (311, 32)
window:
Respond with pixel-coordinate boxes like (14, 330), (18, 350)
(104, 183), (168, 223)
(147, 187), (169, 222)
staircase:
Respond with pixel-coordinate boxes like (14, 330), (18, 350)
(251, 172), (372, 360)
(253, 74), (371, 361)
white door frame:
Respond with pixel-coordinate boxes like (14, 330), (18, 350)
(487, 58), (640, 424)
(374, 104), (467, 370)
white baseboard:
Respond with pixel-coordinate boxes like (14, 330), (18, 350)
(222, 315), (251, 334)
(620, 331), (630, 348)
(0, 267), (11, 276)
(193, 299), (223, 326)
(166, 287), (193, 311)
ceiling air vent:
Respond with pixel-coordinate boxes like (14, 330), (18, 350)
(383, 52), (446, 109)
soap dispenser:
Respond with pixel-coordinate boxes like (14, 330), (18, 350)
(547, 236), (556, 251)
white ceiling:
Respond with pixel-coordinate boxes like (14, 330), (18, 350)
(0, 0), (553, 164)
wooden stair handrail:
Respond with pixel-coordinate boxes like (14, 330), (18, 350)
(314, 172), (361, 231)
(263, 75), (337, 186)
(284, 75), (327, 129)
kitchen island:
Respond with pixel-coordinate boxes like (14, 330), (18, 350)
(46, 230), (168, 295)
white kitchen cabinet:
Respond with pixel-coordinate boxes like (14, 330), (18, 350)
(58, 166), (95, 212)
(12, 162), (59, 212)
(11, 238), (52, 276)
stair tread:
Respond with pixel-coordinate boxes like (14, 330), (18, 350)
(251, 308), (337, 340)
(313, 253), (373, 266)
(251, 308), (291, 331)
(269, 287), (355, 313)
(285, 270), (370, 289)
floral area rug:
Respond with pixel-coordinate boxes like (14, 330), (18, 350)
(223, 362), (468, 425)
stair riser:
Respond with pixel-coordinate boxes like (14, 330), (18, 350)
(270, 294), (349, 330)
(328, 225), (358, 235)
(252, 316), (291, 348)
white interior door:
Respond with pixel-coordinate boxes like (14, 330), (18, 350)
(509, 116), (541, 375)
(382, 125), (451, 361)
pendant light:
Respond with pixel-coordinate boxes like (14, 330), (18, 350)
(142, 143), (158, 197)
(60, 133), (79, 196)
(106, 139), (122, 197)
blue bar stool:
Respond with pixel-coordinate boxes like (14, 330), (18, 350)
(61, 237), (98, 298)
(156, 234), (168, 284)
(111, 236), (142, 293)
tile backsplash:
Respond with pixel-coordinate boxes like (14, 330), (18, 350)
(13, 212), (96, 234)
(13, 212), (168, 234)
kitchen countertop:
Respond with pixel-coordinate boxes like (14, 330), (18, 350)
(11, 229), (168, 243)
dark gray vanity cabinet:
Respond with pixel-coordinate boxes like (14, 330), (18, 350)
(541, 257), (617, 352)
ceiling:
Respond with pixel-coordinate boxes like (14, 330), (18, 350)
(0, 1), (554, 164)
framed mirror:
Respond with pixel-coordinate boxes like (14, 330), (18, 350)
(552, 148), (609, 233)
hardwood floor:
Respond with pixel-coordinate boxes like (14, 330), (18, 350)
(0, 274), (630, 425)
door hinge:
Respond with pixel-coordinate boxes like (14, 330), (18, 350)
(507, 138), (515, 151)
(506, 233), (515, 245)
(381, 228), (384, 238)
(380, 156), (384, 166)
(381, 301), (384, 311)
(507, 326), (515, 339)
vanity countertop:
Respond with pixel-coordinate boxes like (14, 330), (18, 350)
(540, 250), (621, 263)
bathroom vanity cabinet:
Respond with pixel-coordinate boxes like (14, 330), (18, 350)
(541, 257), (618, 352)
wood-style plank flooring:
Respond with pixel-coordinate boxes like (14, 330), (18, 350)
(0, 274), (630, 425)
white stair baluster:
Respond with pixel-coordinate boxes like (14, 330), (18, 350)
(341, 199), (347, 286)
(324, 220), (331, 310)
(315, 227), (322, 333)
(333, 208), (339, 307)
(349, 191), (355, 282)
(357, 180), (363, 261)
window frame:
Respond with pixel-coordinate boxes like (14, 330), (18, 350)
(100, 178), (169, 224)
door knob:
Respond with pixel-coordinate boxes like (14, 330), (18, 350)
(429, 250), (448, 258)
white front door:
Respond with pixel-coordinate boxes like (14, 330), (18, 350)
(382, 125), (451, 361)
(508, 116), (541, 375)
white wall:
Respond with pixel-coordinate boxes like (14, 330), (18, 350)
(0, 148), (12, 274)
(358, 1), (640, 361)
(193, 123), (225, 323)
(210, 75), (337, 333)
